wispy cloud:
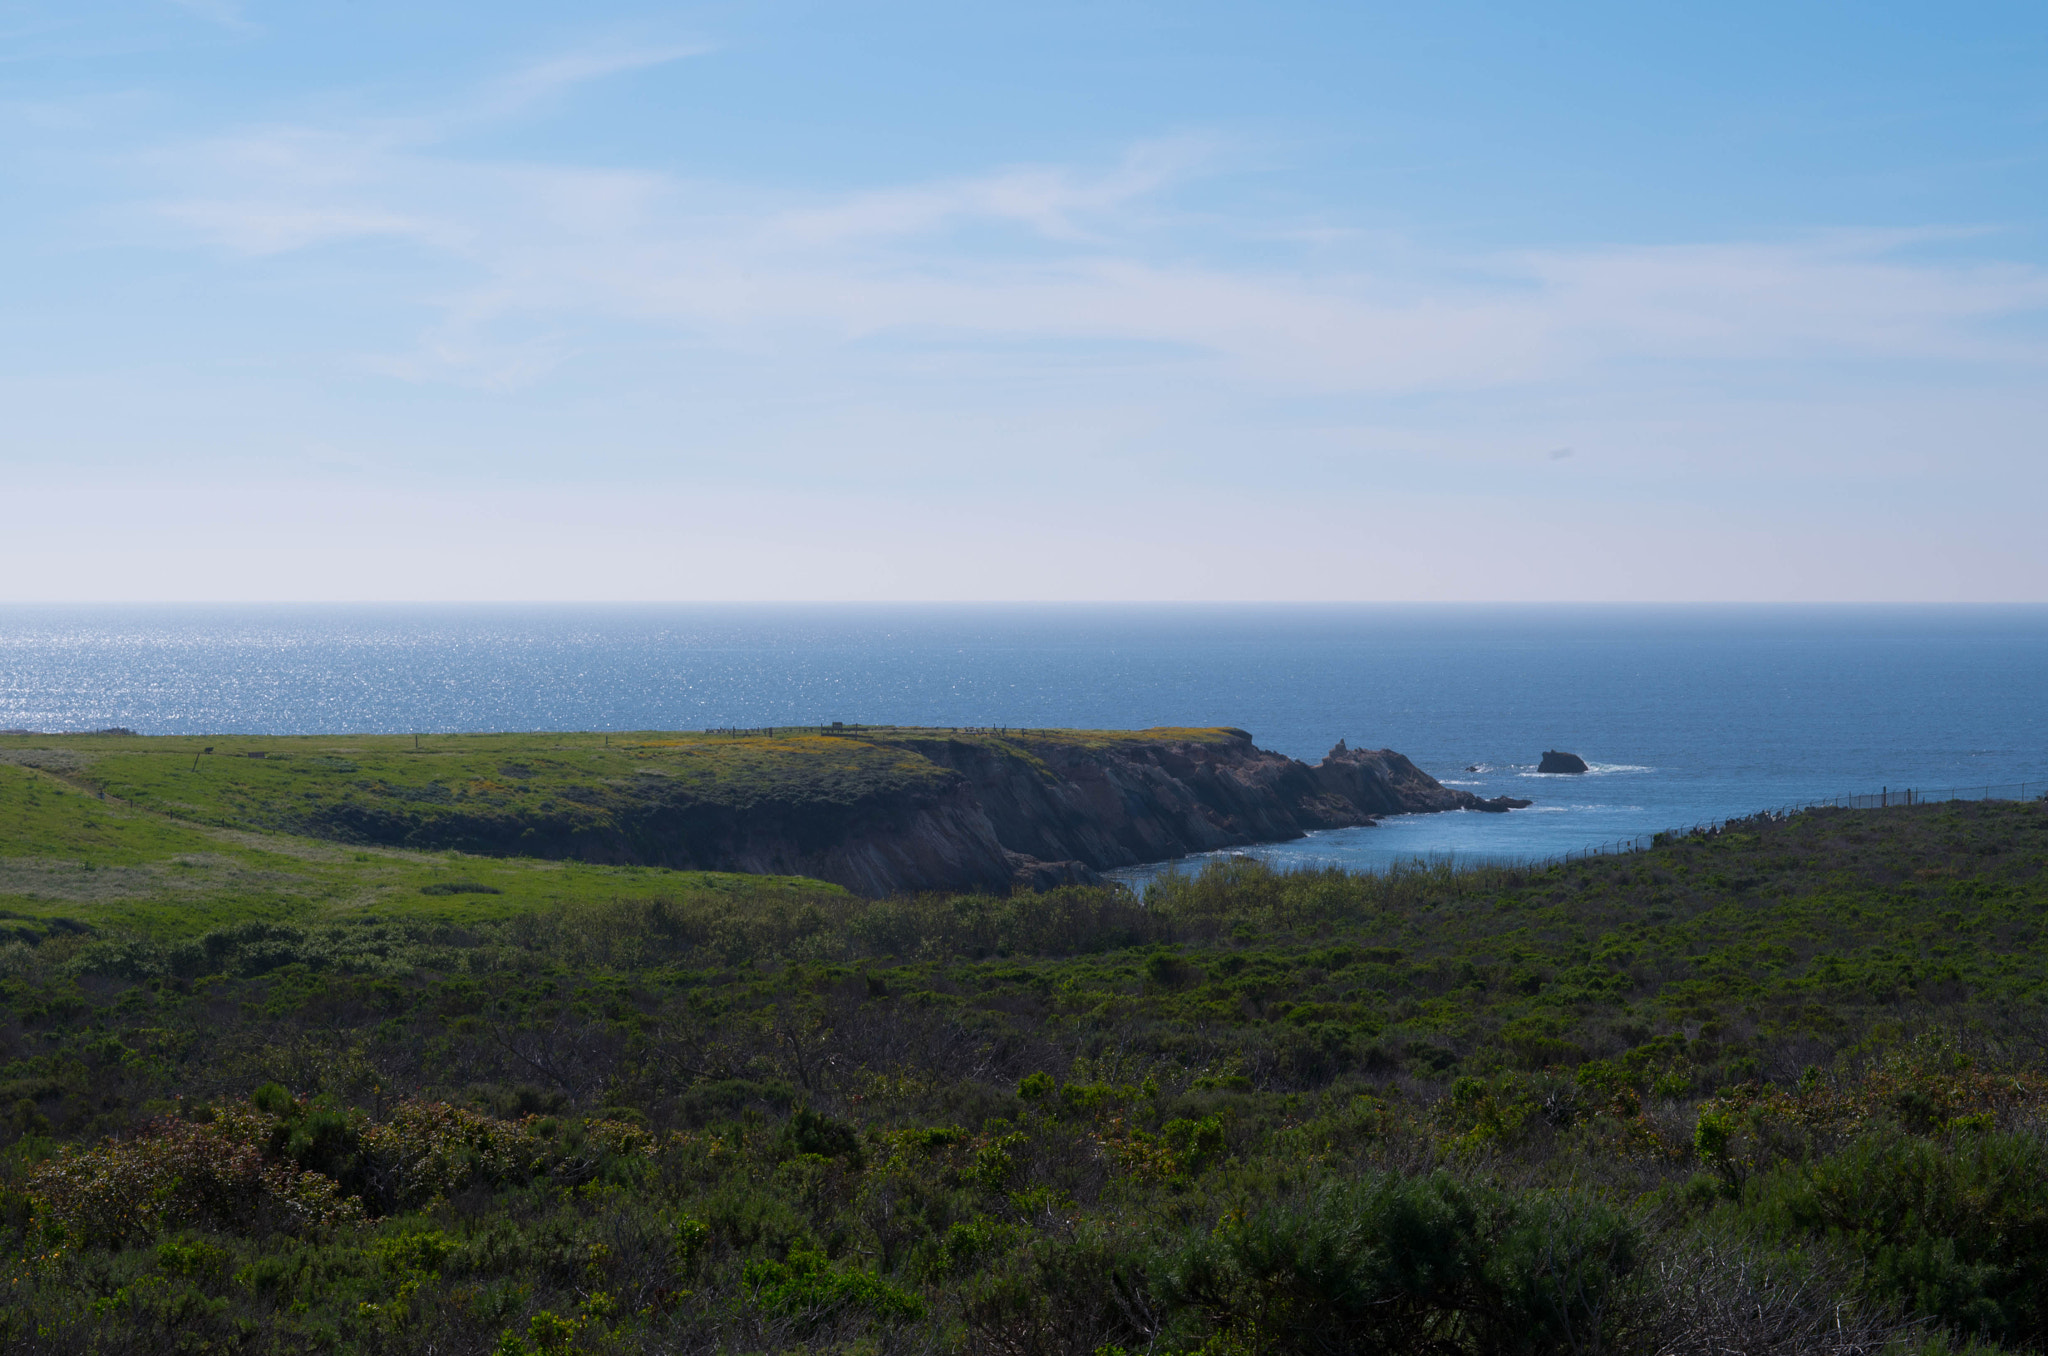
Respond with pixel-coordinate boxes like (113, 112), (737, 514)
(157, 199), (452, 254)
(98, 39), (2045, 512)
(765, 138), (1212, 246)
(138, 61), (2048, 398)
(477, 40), (714, 121)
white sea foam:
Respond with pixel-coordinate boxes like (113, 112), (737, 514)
(1518, 763), (1655, 778)
(1521, 802), (1645, 814)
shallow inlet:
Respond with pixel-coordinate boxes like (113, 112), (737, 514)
(1106, 759), (1663, 886)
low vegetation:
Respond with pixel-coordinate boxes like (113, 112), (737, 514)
(4, 727), (1245, 870)
(0, 752), (845, 938)
(3, 738), (2047, 1353)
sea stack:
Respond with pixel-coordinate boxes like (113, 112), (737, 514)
(1539, 749), (1590, 774)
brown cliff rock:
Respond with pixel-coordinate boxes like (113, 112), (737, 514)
(296, 727), (1531, 897)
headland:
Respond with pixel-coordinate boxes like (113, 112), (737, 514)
(3, 726), (1526, 896)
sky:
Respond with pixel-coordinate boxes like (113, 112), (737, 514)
(3, 0), (2046, 602)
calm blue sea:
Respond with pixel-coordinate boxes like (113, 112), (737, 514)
(1, 604), (2043, 875)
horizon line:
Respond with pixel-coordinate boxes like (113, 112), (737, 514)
(3, 599), (2048, 609)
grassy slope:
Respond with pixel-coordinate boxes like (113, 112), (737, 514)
(5, 727), (1246, 860)
(0, 755), (845, 941)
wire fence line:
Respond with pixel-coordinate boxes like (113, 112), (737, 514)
(1541, 780), (2044, 868)
(1822, 783), (2036, 809)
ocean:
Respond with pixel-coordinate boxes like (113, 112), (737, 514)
(1, 604), (2043, 875)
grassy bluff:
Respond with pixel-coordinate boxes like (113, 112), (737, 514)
(7, 726), (1525, 897)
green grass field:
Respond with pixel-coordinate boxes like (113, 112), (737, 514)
(0, 726), (1247, 879)
(0, 746), (846, 941)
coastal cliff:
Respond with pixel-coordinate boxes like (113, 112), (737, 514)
(66, 726), (1530, 897)
(303, 728), (1523, 895)
(874, 731), (1523, 894)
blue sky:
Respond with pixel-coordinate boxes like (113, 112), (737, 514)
(4, 0), (2046, 600)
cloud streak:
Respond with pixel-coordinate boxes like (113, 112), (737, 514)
(129, 39), (2048, 406)
(146, 113), (2048, 398)
(480, 40), (714, 120)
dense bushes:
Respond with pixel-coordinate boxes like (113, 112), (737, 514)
(23, 1089), (654, 1250)
(26, 1113), (362, 1245)
(1158, 1174), (1639, 1354)
(14, 1060), (2034, 1353)
(1750, 1128), (2048, 1348)
(7, 800), (2048, 1352)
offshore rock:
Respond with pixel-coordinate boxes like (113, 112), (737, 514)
(1539, 750), (1590, 774)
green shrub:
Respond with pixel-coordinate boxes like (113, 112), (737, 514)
(1746, 1128), (2048, 1347)
(250, 1082), (295, 1117)
(778, 1106), (862, 1164)
(27, 1117), (362, 1244)
(155, 1234), (231, 1278)
(1157, 1174), (1639, 1355)
(1160, 1173), (1486, 1352)
(743, 1245), (926, 1327)
(373, 1227), (455, 1276)
(1471, 1193), (1640, 1354)
(1159, 1114), (1226, 1176)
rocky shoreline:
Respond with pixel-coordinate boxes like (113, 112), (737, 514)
(154, 724), (1533, 898)
(629, 728), (1530, 895)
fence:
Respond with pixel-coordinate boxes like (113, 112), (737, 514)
(1819, 782), (2034, 810)
(1543, 780), (2044, 867)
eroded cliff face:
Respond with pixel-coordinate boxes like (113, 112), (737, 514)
(294, 728), (1525, 897)
(783, 730), (1526, 895)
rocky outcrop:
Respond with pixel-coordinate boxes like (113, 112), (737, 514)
(299, 728), (1531, 897)
(1539, 750), (1590, 774)
(740, 729), (1527, 894)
